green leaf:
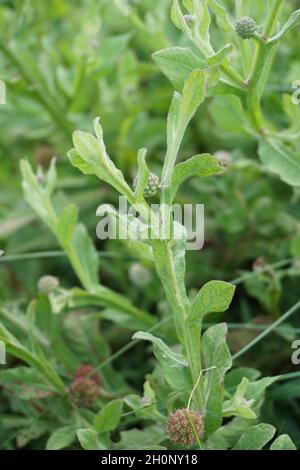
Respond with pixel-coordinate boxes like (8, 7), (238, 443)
(134, 148), (150, 201)
(46, 426), (77, 450)
(45, 157), (57, 194)
(270, 434), (296, 450)
(190, 280), (235, 323)
(95, 34), (132, 71)
(210, 80), (246, 100)
(258, 139), (300, 187)
(271, 379), (300, 401)
(0, 322), (64, 392)
(202, 323), (232, 435)
(76, 429), (107, 450)
(178, 70), (211, 128)
(270, 9), (300, 42)
(171, 153), (222, 199)
(20, 160), (55, 226)
(207, 417), (253, 450)
(151, 230), (190, 345)
(152, 47), (207, 90)
(225, 368), (261, 389)
(20, 159), (98, 291)
(0, 366), (45, 387)
(203, 367), (224, 435)
(96, 204), (150, 241)
(207, 44), (233, 68)
(57, 204), (78, 247)
(70, 286), (156, 330)
(171, 0), (191, 36)
(233, 424), (276, 450)
(202, 323), (232, 377)
(244, 376), (278, 405)
(208, 0), (232, 32)
(132, 331), (188, 368)
(291, 231), (300, 257)
(0, 370), (53, 400)
(223, 377), (257, 420)
(138, 446), (168, 450)
(164, 69), (219, 187)
(68, 118), (133, 198)
(166, 91), (181, 150)
(94, 399), (123, 433)
(209, 95), (248, 135)
(193, 0), (211, 45)
(113, 426), (165, 450)
(71, 223), (99, 288)
(124, 380), (165, 423)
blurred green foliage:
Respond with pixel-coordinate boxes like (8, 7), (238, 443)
(1, 0), (300, 450)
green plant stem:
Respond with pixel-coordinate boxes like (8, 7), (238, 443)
(157, 105), (203, 406)
(247, 44), (267, 129)
(264, 0), (285, 39)
(193, 36), (246, 90)
(277, 371), (300, 382)
(235, 0), (242, 17)
(247, 41), (278, 130)
(83, 286), (156, 328)
(246, 0), (285, 130)
(220, 62), (246, 89)
(151, 240), (202, 409)
(233, 299), (300, 360)
(231, 258), (293, 285)
(161, 125), (186, 206)
(0, 250), (137, 262)
(266, 130), (300, 142)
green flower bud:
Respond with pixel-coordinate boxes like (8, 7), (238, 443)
(235, 17), (257, 39)
(37, 275), (59, 294)
(167, 408), (204, 446)
(133, 172), (160, 198)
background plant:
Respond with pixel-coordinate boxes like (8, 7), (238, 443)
(1, 0), (300, 451)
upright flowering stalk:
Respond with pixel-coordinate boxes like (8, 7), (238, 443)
(67, 71), (235, 429)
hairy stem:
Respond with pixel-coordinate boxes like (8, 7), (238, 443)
(151, 239), (202, 408)
(264, 0), (285, 39)
(220, 62), (247, 89)
(246, 0), (285, 130)
(193, 36), (246, 90)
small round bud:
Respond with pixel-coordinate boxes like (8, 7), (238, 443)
(68, 377), (99, 408)
(235, 17), (257, 39)
(129, 263), (152, 287)
(183, 15), (193, 24)
(37, 275), (59, 294)
(167, 408), (204, 447)
(73, 364), (100, 386)
(133, 172), (160, 199)
(214, 150), (231, 168)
